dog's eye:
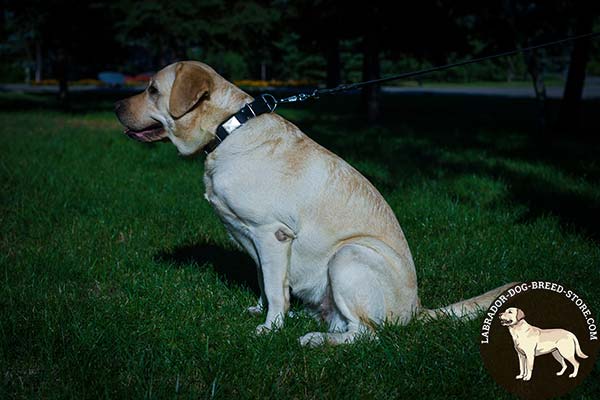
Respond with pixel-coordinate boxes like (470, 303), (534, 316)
(148, 85), (159, 95)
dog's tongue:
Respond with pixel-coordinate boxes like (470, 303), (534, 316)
(125, 129), (148, 139)
(124, 125), (167, 143)
(125, 127), (154, 136)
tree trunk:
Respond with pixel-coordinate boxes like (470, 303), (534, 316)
(361, 31), (381, 123)
(56, 48), (69, 109)
(557, 13), (593, 134)
(506, 56), (515, 83)
(35, 41), (42, 82)
(526, 50), (547, 133)
(325, 37), (341, 88)
(260, 61), (267, 81)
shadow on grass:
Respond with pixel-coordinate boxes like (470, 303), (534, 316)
(421, 152), (600, 240)
(154, 243), (260, 295)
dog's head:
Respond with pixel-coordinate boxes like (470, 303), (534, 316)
(115, 61), (250, 155)
(499, 307), (525, 326)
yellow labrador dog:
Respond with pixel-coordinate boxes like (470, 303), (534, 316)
(499, 307), (588, 380)
(115, 61), (515, 346)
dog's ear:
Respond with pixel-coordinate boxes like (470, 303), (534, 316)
(169, 63), (212, 119)
(516, 308), (525, 321)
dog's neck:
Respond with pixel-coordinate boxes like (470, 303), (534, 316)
(202, 85), (280, 155)
(201, 85), (253, 143)
(508, 319), (530, 335)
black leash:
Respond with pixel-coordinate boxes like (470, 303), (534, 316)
(277, 31), (600, 104)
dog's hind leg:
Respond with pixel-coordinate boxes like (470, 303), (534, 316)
(563, 352), (580, 378)
(557, 337), (582, 378)
(552, 350), (567, 376)
(298, 324), (368, 347)
(299, 243), (416, 346)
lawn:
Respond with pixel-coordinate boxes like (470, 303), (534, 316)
(1, 91), (599, 399)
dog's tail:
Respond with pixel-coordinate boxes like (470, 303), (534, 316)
(419, 282), (518, 320)
(573, 335), (589, 359)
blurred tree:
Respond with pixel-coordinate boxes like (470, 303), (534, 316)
(378, 1), (471, 121)
(281, 0), (354, 88)
(3, 0), (598, 123)
(217, 1), (281, 79)
(272, 31), (325, 81)
(112, 0), (218, 68)
(5, 0), (123, 107)
(464, 0), (593, 133)
(1, 0), (40, 82)
(557, 8), (598, 134)
(113, 0), (280, 79)
(285, 1), (471, 122)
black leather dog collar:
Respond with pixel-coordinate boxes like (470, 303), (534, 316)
(204, 94), (278, 154)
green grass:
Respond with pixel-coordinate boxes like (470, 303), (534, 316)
(1, 92), (599, 399)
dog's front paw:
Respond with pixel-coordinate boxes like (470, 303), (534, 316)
(299, 332), (326, 347)
(247, 304), (264, 315)
(515, 374), (524, 380)
(522, 375), (531, 381)
(255, 324), (271, 335)
(568, 372), (577, 378)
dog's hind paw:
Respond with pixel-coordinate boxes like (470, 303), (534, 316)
(299, 332), (326, 347)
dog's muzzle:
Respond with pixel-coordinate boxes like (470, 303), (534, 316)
(114, 100), (168, 143)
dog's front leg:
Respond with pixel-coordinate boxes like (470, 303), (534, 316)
(247, 267), (266, 315)
(516, 352), (526, 379)
(253, 225), (292, 334)
(523, 350), (535, 381)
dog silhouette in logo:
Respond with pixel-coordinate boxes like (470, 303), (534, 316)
(499, 307), (588, 381)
